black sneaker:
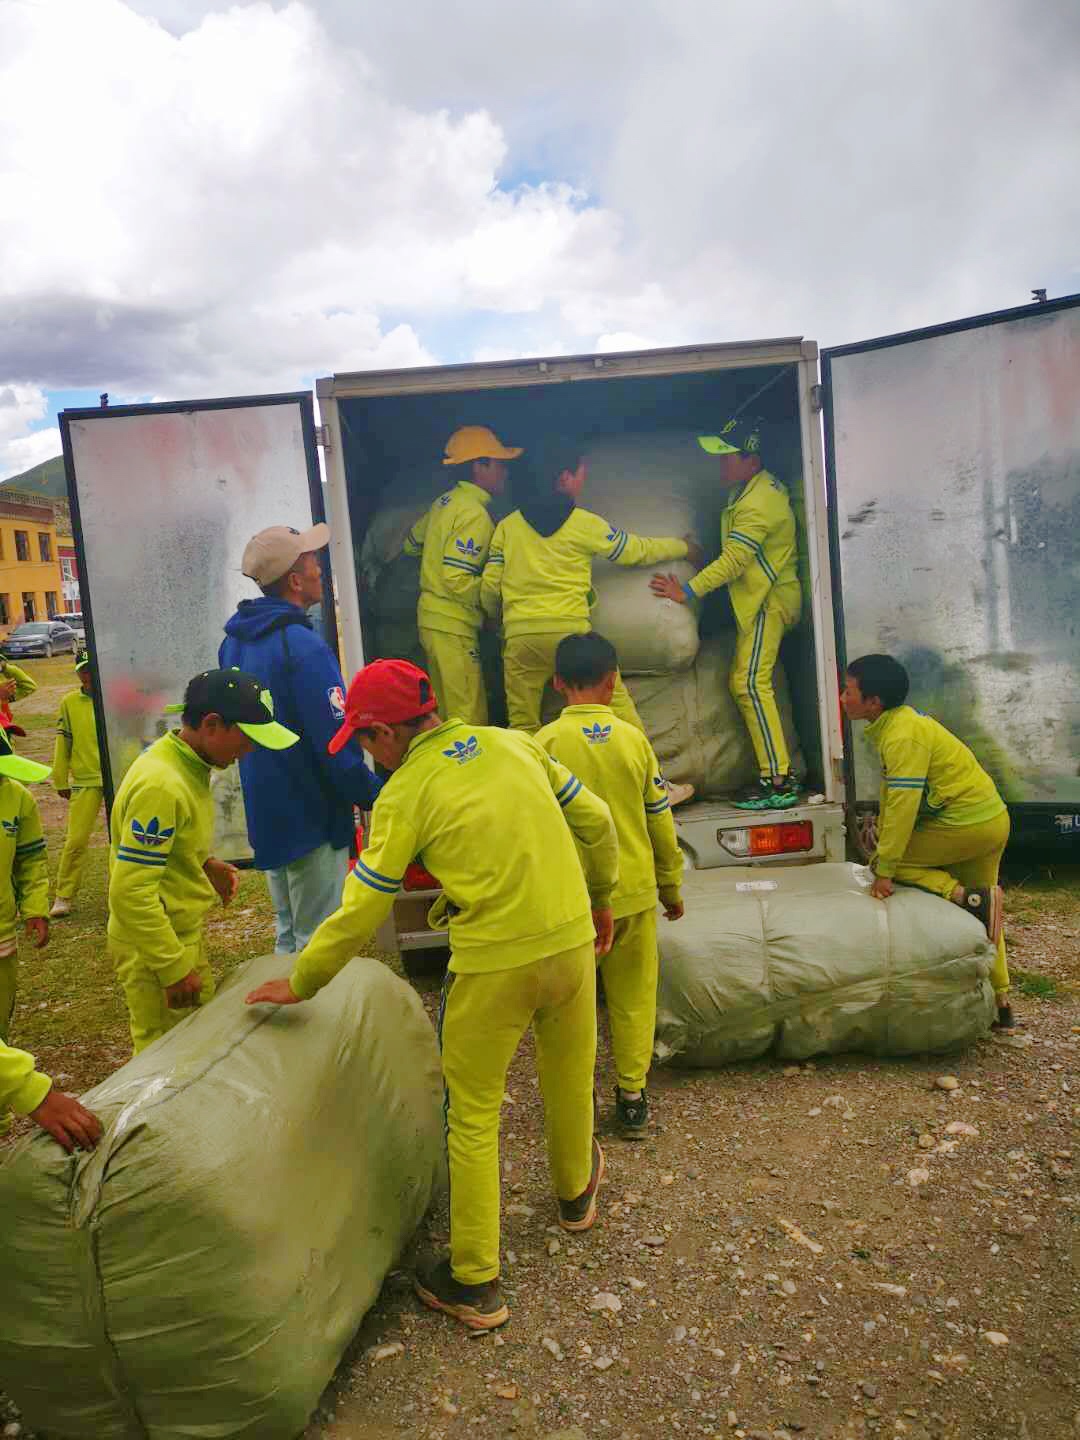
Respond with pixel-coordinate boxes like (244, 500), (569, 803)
(767, 773), (801, 809)
(614, 1086), (649, 1140)
(732, 778), (775, 811)
(413, 1258), (509, 1331)
(962, 885), (1004, 945)
(558, 1139), (606, 1232)
(992, 1004), (1016, 1031)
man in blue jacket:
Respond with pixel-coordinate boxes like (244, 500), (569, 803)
(220, 523), (382, 952)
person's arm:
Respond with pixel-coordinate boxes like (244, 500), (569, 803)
(108, 787), (188, 983)
(247, 790), (419, 1005)
(3, 662), (37, 701)
(402, 507), (430, 558)
(872, 733), (931, 880)
(437, 505), (494, 607)
(580, 510), (689, 568)
(13, 795), (49, 941)
(642, 749), (683, 918)
(0, 1041), (101, 1151)
(479, 520), (506, 620)
(682, 498), (776, 600)
(52, 698), (72, 793)
(290, 635), (383, 811)
(527, 738), (618, 905)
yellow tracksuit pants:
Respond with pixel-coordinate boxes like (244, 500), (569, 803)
(0, 951), (15, 1043)
(55, 785), (104, 902)
(418, 626), (489, 726)
(890, 810), (1011, 998)
(504, 630), (643, 735)
(439, 939), (597, 1285)
(599, 907), (659, 1094)
(110, 935), (215, 1053)
(730, 591), (799, 778)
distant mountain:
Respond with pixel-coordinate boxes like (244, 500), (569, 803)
(1, 455), (66, 499)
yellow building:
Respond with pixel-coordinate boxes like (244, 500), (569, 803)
(0, 490), (65, 634)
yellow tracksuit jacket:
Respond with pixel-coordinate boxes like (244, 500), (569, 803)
(403, 480), (495, 638)
(1, 662), (37, 704)
(0, 779), (49, 955)
(107, 732), (217, 985)
(480, 507), (688, 637)
(290, 719), (619, 998)
(535, 704), (682, 918)
(52, 690), (102, 789)
(687, 469), (799, 630)
(0, 1038), (51, 1116)
(865, 706), (1007, 878)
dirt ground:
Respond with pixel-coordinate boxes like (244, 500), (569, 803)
(1, 658), (1078, 1440)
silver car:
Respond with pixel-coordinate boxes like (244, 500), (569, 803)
(2, 621), (80, 659)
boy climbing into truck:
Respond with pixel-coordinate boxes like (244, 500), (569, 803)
(537, 631), (685, 1138)
(841, 652), (1014, 1028)
(480, 439), (700, 810)
(403, 425), (524, 726)
(246, 657), (619, 1331)
(49, 650), (103, 919)
(650, 417), (802, 811)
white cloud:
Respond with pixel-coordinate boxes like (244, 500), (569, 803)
(0, 385), (59, 481)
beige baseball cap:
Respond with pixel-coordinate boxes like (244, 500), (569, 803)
(241, 523), (331, 586)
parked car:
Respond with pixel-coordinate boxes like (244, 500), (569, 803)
(60, 612), (86, 642)
(1, 620), (79, 659)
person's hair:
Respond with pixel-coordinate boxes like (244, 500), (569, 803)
(513, 439), (586, 503)
(181, 706), (237, 730)
(847, 654), (909, 710)
(555, 631), (619, 689)
(260, 562), (303, 600)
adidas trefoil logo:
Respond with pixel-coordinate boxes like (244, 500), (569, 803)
(455, 537), (480, 557)
(442, 735), (481, 764)
(0, 818), (18, 837)
(582, 721), (612, 744)
(131, 817), (175, 848)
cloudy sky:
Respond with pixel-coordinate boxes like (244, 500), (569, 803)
(2, 0), (1078, 479)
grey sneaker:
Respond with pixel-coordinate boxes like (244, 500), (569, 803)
(414, 1257), (509, 1330)
(558, 1139), (606, 1232)
(614, 1087), (649, 1140)
(963, 885), (1004, 945)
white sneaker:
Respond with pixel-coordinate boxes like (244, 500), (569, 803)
(49, 898), (72, 918)
(665, 780), (695, 808)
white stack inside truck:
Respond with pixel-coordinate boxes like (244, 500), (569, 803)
(62, 294), (1080, 964)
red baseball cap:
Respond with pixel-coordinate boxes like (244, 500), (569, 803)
(327, 659), (438, 754)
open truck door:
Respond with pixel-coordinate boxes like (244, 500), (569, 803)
(60, 393), (333, 862)
(823, 292), (1080, 853)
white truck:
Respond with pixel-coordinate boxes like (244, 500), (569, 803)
(61, 291), (1080, 954)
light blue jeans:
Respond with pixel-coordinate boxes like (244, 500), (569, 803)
(264, 842), (351, 954)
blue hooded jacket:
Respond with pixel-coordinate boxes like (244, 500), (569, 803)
(219, 597), (381, 871)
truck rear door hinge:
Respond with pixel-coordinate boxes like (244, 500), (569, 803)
(810, 383), (824, 414)
(314, 425), (330, 449)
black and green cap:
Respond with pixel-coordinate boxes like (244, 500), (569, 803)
(164, 669), (299, 751)
(75, 649), (91, 672)
(698, 416), (763, 457)
(0, 725), (52, 783)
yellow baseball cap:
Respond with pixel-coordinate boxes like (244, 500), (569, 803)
(443, 426), (523, 466)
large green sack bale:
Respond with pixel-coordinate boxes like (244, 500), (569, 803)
(627, 632), (804, 796)
(655, 864), (995, 1067)
(0, 953), (445, 1440)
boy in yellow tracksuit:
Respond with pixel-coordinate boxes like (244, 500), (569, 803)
(841, 653), (1014, 1028)
(651, 417), (802, 809)
(108, 669), (298, 1053)
(480, 441), (699, 743)
(49, 650), (102, 918)
(247, 658), (619, 1332)
(0, 727), (52, 1138)
(403, 425), (523, 724)
(537, 632), (684, 1138)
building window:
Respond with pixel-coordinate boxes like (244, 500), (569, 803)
(38, 533), (52, 562)
(0, 595), (8, 627)
(22, 592), (36, 621)
(45, 591), (59, 617)
(61, 556), (76, 583)
(14, 531), (29, 562)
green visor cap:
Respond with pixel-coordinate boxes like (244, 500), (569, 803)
(698, 417), (762, 457)
(164, 669), (299, 751)
(74, 649), (90, 672)
(0, 726), (51, 783)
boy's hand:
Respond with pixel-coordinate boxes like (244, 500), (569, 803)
(58, 788), (72, 801)
(683, 534), (705, 569)
(649, 574), (687, 604)
(246, 979), (303, 1007)
(662, 899), (685, 922)
(30, 1088), (102, 1153)
(0, 679), (18, 704)
(204, 857), (240, 906)
(25, 917), (48, 948)
(870, 875), (894, 900)
(163, 969), (203, 1010)
(592, 906), (614, 957)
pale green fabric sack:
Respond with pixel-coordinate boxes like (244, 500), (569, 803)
(0, 953), (445, 1440)
(655, 863), (995, 1067)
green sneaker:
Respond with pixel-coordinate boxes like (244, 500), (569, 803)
(731, 778), (776, 811)
(767, 774), (802, 809)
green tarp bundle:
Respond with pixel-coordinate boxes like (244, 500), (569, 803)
(0, 953), (446, 1440)
(655, 863), (995, 1067)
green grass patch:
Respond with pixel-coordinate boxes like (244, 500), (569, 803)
(1011, 969), (1059, 1001)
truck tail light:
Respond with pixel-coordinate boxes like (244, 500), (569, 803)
(718, 821), (814, 858)
(403, 863), (439, 892)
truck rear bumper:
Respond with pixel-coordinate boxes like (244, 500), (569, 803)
(675, 799), (846, 868)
